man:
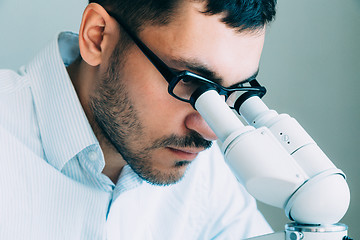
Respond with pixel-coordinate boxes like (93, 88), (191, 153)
(0, 0), (277, 239)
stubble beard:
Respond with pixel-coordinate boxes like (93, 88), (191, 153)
(89, 41), (212, 186)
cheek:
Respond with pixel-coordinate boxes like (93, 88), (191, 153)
(124, 65), (186, 138)
(139, 81), (184, 136)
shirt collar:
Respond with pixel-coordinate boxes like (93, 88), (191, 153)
(113, 165), (144, 199)
(27, 32), (99, 171)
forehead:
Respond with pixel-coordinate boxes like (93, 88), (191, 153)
(139, 1), (265, 86)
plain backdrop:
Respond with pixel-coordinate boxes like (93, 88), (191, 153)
(1, 0), (359, 239)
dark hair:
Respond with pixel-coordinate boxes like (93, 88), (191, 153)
(89, 0), (277, 33)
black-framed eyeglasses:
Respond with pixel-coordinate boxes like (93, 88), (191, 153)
(107, 11), (266, 108)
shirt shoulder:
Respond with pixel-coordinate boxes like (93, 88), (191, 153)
(0, 124), (109, 240)
(0, 67), (29, 94)
(0, 67), (43, 158)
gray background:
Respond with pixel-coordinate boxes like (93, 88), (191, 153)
(0, 0), (359, 239)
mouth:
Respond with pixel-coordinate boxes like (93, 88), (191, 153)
(166, 147), (202, 160)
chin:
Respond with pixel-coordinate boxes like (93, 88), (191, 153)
(143, 163), (189, 186)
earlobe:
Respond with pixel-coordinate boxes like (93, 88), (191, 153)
(79, 3), (114, 66)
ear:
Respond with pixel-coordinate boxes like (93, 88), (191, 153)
(79, 3), (118, 66)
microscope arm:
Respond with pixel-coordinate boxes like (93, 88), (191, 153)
(236, 95), (350, 224)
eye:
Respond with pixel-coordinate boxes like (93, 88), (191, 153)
(173, 76), (206, 100)
(180, 75), (194, 83)
(180, 77), (204, 89)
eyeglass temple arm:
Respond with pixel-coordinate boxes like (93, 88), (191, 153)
(107, 12), (176, 82)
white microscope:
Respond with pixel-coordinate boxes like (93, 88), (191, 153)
(190, 80), (352, 240)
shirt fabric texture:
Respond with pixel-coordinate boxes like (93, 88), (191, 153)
(0, 32), (272, 240)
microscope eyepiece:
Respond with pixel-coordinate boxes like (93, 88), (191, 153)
(189, 84), (217, 109)
(233, 91), (263, 114)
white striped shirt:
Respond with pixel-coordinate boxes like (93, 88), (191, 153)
(0, 32), (272, 240)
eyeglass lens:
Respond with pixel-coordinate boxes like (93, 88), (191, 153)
(172, 75), (206, 101)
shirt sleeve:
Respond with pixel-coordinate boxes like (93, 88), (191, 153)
(198, 143), (273, 239)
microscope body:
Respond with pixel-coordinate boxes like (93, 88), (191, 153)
(193, 89), (351, 240)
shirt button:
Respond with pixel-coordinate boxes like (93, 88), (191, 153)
(88, 151), (98, 161)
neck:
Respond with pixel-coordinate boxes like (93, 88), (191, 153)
(67, 59), (127, 183)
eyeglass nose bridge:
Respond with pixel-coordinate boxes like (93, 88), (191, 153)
(217, 88), (234, 101)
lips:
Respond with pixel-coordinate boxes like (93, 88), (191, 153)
(166, 147), (202, 160)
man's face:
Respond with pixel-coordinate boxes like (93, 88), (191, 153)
(90, 2), (265, 185)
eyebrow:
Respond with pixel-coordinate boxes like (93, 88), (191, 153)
(169, 58), (259, 88)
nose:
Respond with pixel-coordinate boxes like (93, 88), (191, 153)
(184, 112), (218, 141)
